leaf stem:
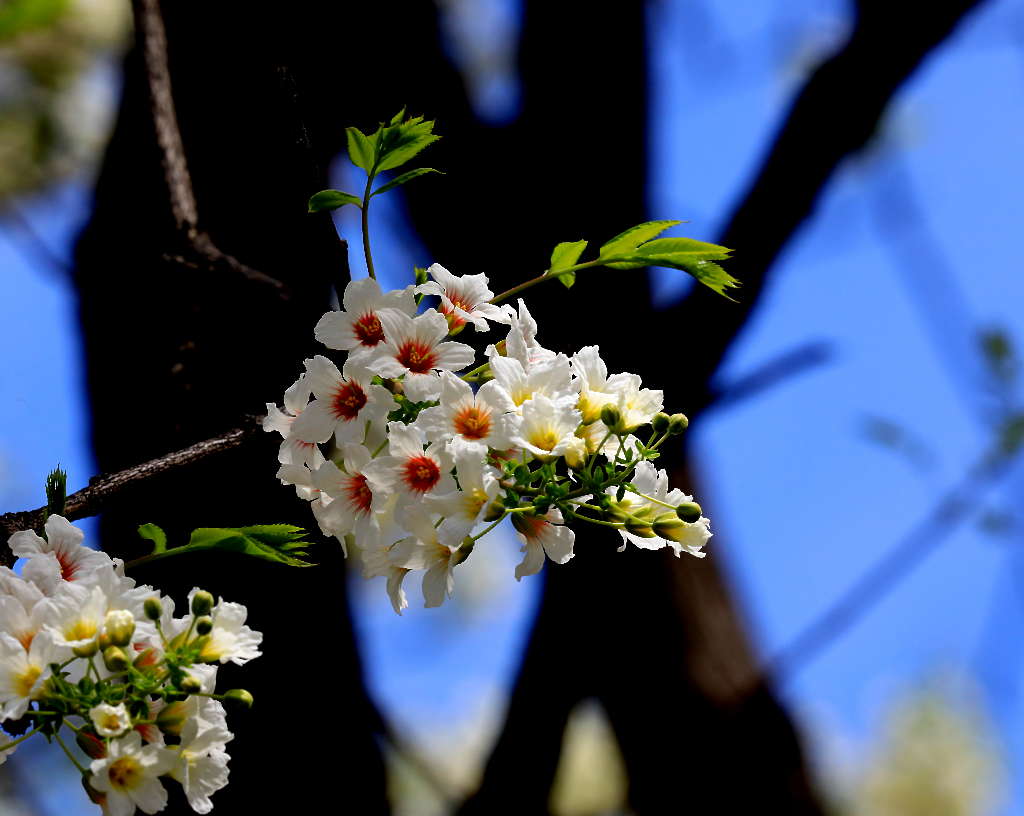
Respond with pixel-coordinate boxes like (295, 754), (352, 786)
(361, 172), (377, 280)
(488, 259), (608, 306)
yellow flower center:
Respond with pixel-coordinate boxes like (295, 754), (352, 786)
(14, 664), (41, 698)
(108, 757), (143, 790)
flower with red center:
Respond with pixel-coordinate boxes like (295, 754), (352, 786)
(414, 371), (518, 450)
(9, 515), (110, 592)
(311, 444), (396, 548)
(290, 356), (393, 446)
(368, 308), (475, 402)
(370, 423), (456, 513)
(425, 439), (503, 547)
(314, 278), (416, 359)
(402, 456), (441, 493)
(510, 508), (575, 581)
(415, 263), (511, 333)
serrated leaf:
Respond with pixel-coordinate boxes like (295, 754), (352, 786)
(661, 258), (740, 299)
(137, 523), (167, 553)
(599, 220), (681, 259)
(547, 240), (588, 289)
(375, 118), (440, 173)
(346, 127), (376, 171)
(372, 168), (443, 197)
(187, 527), (315, 568)
(308, 190), (362, 213)
(635, 237), (732, 260)
(390, 106), (407, 125)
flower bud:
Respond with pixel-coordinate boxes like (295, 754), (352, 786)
(482, 496), (506, 522)
(624, 514), (656, 538)
(191, 590), (215, 617)
(652, 513), (688, 542)
(221, 688), (254, 711)
(180, 675), (202, 695)
(143, 597), (163, 621)
(195, 616), (214, 636)
(156, 701), (188, 736)
(675, 502), (702, 523)
(668, 413), (689, 435)
(97, 632), (111, 652)
(651, 412), (671, 434)
(104, 610), (136, 647)
(102, 645), (129, 673)
(76, 730), (107, 760)
(600, 404), (623, 432)
(73, 639), (99, 659)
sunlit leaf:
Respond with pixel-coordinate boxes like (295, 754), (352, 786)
(308, 189), (362, 213)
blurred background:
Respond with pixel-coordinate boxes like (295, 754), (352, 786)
(2, 0), (1023, 813)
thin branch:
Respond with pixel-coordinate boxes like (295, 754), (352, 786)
(131, 0), (290, 299)
(0, 416), (264, 566)
(706, 341), (833, 414)
(763, 446), (1013, 684)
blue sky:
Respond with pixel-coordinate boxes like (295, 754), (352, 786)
(4, 0), (1024, 812)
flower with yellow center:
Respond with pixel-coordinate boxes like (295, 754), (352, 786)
(89, 731), (177, 816)
(0, 629), (61, 720)
(509, 394), (583, 462)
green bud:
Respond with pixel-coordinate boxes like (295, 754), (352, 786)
(652, 513), (687, 542)
(668, 413), (689, 435)
(156, 700), (188, 736)
(624, 514), (656, 538)
(143, 597), (163, 621)
(600, 404), (623, 431)
(221, 688), (254, 711)
(104, 610), (135, 647)
(102, 645), (129, 673)
(72, 639), (99, 659)
(191, 590), (215, 617)
(163, 690), (189, 704)
(453, 539), (475, 566)
(180, 675), (202, 695)
(195, 616), (213, 636)
(482, 496), (506, 522)
(676, 502), (702, 523)
(651, 412), (671, 434)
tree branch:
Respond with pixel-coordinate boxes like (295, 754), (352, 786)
(0, 416), (264, 566)
(131, 0), (290, 299)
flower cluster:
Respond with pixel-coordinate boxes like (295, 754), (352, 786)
(266, 267), (712, 614)
(0, 515), (259, 815)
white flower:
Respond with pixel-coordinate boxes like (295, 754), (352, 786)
(314, 277), (416, 356)
(89, 731), (177, 816)
(413, 371), (517, 449)
(607, 373), (664, 432)
(373, 422), (456, 506)
(90, 703), (132, 738)
(426, 439), (503, 547)
(500, 299), (556, 368)
(487, 352), (575, 411)
(510, 509), (575, 580)
(290, 356), (393, 446)
(0, 579), (51, 651)
(608, 462), (710, 558)
(310, 444), (393, 546)
(388, 512), (461, 608)
(361, 542), (411, 616)
(170, 698), (233, 814)
(509, 393), (583, 462)
(570, 345), (621, 424)
(415, 263), (511, 332)
(368, 308), (475, 401)
(9, 514), (110, 587)
(263, 375), (325, 471)
(0, 630), (61, 720)
(181, 590), (262, 666)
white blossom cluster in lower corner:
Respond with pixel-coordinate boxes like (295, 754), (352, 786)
(0, 515), (260, 815)
(266, 269), (713, 615)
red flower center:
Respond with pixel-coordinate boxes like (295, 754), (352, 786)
(345, 474), (373, 515)
(397, 341), (438, 375)
(453, 405), (491, 440)
(332, 381), (367, 420)
(57, 552), (78, 581)
(402, 456), (441, 493)
(353, 312), (385, 346)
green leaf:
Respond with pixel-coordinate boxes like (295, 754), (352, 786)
(605, 237), (732, 269)
(371, 168), (443, 198)
(599, 220), (682, 259)
(390, 107), (408, 125)
(137, 523), (167, 554)
(346, 127), (376, 171)
(547, 239), (588, 289)
(186, 526), (315, 568)
(375, 118), (440, 173)
(308, 190), (362, 213)
(658, 258), (741, 299)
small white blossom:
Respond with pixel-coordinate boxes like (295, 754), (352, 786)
(510, 393), (583, 462)
(290, 356), (393, 446)
(89, 731), (177, 816)
(388, 512), (462, 608)
(314, 277), (416, 356)
(0, 629), (61, 720)
(415, 263), (511, 332)
(90, 703), (132, 738)
(414, 371), (517, 449)
(511, 509), (575, 580)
